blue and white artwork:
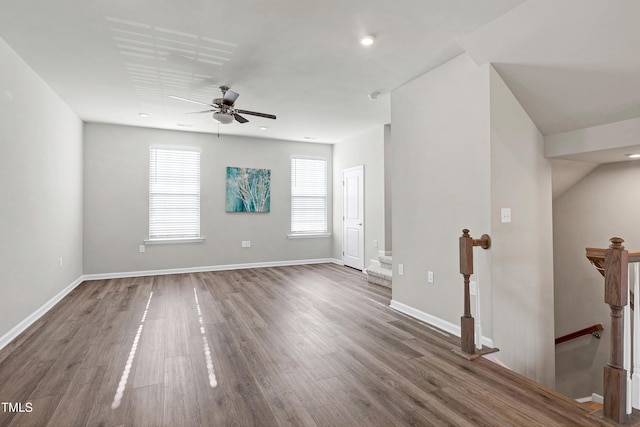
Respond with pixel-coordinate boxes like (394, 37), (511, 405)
(225, 167), (271, 213)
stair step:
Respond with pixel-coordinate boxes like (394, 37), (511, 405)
(379, 254), (392, 270)
(365, 264), (392, 289)
(580, 401), (602, 414)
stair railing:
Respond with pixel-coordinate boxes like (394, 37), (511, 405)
(585, 237), (640, 423)
(555, 324), (603, 345)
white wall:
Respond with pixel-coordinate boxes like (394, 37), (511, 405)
(554, 161), (640, 397)
(332, 126), (386, 265)
(83, 123), (333, 274)
(490, 66), (555, 387)
(0, 37), (83, 340)
(390, 54), (493, 333)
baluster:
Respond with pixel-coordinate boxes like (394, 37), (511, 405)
(624, 291), (631, 414)
(633, 262), (640, 409)
(474, 246), (482, 351)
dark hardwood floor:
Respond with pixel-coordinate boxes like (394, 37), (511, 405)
(0, 264), (613, 426)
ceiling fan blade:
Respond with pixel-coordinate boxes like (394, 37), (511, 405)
(186, 109), (217, 115)
(235, 109), (276, 120)
(169, 95), (216, 108)
(222, 90), (239, 106)
(233, 113), (249, 123)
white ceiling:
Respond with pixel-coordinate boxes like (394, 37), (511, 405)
(1, 1), (639, 146)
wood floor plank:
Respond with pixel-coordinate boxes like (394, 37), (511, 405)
(45, 366), (106, 427)
(306, 402), (353, 427)
(280, 367), (333, 410)
(163, 355), (201, 426)
(29, 358), (82, 400)
(132, 318), (166, 389)
(7, 395), (61, 427)
(0, 361), (54, 427)
(130, 384), (164, 427)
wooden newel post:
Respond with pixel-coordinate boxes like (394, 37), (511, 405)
(460, 229), (475, 354)
(603, 237), (629, 423)
(458, 229), (491, 357)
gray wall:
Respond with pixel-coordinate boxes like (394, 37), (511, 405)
(490, 66), (555, 387)
(391, 54), (493, 332)
(554, 161), (640, 397)
(83, 123), (333, 274)
(332, 126), (386, 265)
(0, 37), (83, 339)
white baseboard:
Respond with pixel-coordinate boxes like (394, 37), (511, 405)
(0, 275), (85, 352)
(389, 299), (495, 348)
(576, 393), (603, 404)
(83, 258), (343, 281)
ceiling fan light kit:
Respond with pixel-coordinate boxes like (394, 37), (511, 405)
(213, 112), (234, 124)
(170, 86), (276, 125)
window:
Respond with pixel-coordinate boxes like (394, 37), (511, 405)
(290, 157), (327, 234)
(148, 147), (201, 241)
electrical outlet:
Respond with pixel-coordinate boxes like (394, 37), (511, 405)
(427, 271), (434, 283)
(139, 245), (145, 253)
(59, 257), (63, 268)
(470, 280), (477, 295)
(398, 264), (404, 276)
(241, 241), (251, 248)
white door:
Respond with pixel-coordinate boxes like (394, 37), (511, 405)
(343, 166), (364, 270)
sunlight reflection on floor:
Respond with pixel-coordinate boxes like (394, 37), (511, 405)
(111, 291), (153, 409)
(193, 287), (217, 388)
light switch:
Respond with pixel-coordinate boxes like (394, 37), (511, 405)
(501, 208), (512, 223)
(242, 241), (251, 248)
(398, 264), (404, 276)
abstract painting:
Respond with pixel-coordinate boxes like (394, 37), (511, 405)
(225, 167), (271, 213)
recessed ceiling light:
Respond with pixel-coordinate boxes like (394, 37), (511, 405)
(360, 35), (375, 46)
(259, 126), (268, 131)
(138, 112), (150, 118)
(626, 153), (640, 159)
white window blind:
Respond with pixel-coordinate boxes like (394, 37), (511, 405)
(291, 157), (327, 233)
(149, 147), (201, 239)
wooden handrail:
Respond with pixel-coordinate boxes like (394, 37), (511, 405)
(555, 324), (603, 345)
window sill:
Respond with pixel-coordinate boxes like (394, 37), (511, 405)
(287, 233), (331, 239)
(144, 237), (205, 245)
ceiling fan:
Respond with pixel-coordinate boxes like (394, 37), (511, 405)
(169, 86), (276, 124)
